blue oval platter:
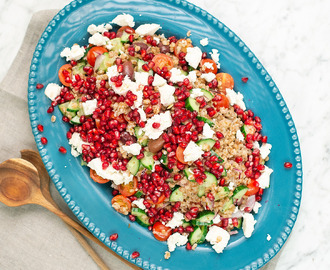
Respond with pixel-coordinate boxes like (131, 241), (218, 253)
(27, 0), (303, 269)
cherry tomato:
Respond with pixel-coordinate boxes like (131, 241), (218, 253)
(87, 46), (108, 67)
(200, 59), (218, 74)
(152, 221), (172, 241)
(213, 94), (230, 110)
(111, 195), (132, 215)
(148, 193), (166, 205)
(174, 38), (193, 57)
(245, 180), (259, 196)
(176, 146), (188, 164)
(116, 26), (135, 37)
(110, 111), (127, 124)
(216, 73), (234, 93)
(58, 64), (73, 87)
(90, 169), (110, 184)
(118, 177), (138, 197)
(152, 53), (174, 72)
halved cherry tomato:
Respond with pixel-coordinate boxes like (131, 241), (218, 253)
(90, 169), (110, 184)
(152, 53), (174, 72)
(152, 221), (172, 241)
(109, 111), (127, 124)
(213, 94), (230, 110)
(111, 195), (132, 215)
(116, 26), (135, 37)
(176, 146), (187, 164)
(87, 46), (108, 67)
(118, 177), (138, 197)
(245, 180), (259, 196)
(216, 73), (234, 93)
(200, 59), (218, 74)
(58, 64), (73, 87)
(174, 38), (193, 57)
(148, 193), (166, 205)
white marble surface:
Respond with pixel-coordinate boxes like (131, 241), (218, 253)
(1, 0), (330, 269)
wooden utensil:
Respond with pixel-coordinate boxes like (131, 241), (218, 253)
(0, 157), (139, 270)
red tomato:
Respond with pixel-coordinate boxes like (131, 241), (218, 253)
(213, 94), (230, 110)
(176, 146), (187, 164)
(109, 111), (127, 124)
(58, 64), (72, 87)
(216, 73), (234, 93)
(90, 169), (110, 184)
(152, 53), (174, 72)
(111, 195), (132, 215)
(116, 26), (135, 37)
(245, 180), (259, 196)
(174, 38), (193, 57)
(118, 177), (138, 197)
(200, 59), (218, 74)
(152, 221), (172, 241)
(87, 46), (108, 66)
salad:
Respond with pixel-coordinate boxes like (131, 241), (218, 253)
(42, 13), (273, 256)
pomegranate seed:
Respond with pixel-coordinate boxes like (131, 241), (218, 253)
(129, 34), (134, 43)
(235, 156), (243, 163)
(131, 251), (140, 259)
(215, 132), (224, 139)
(219, 178), (226, 186)
(40, 137), (48, 145)
(214, 141), (221, 149)
(37, 124), (44, 132)
(261, 136), (268, 143)
(58, 146), (67, 154)
(36, 83), (44, 89)
(47, 106), (54, 113)
(152, 122), (161, 129)
(129, 215), (136, 222)
(185, 226), (194, 233)
(109, 233), (118, 241)
(241, 77), (249, 83)
(207, 193), (214, 201)
(284, 162), (293, 168)
(112, 190), (119, 196)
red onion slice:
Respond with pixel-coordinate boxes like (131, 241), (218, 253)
(242, 195), (256, 212)
(94, 54), (105, 71)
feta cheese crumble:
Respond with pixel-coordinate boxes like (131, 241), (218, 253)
(210, 49), (220, 68)
(87, 23), (112, 35)
(185, 46), (202, 69)
(44, 83), (62, 101)
(259, 143), (272, 159)
(167, 233), (188, 252)
(242, 213), (257, 238)
(201, 72), (216, 82)
(183, 141), (204, 162)
(200, 38), (209, 46)
(253, 201), (262, 213)
(122, 143), (142, 155)
(187, 70), (197, 83)
(169, 68), (186, 83)
(144, 111), (172, 140)
(152, 74), (167, 87)
(135, 23), (161, 36)
(158, 84), (175, 107)
(267, 234), (272, 241)
(134, 71), (149, 86)
(190, 88), (204, 98)
(137, 107), (147, 121)
(68, 132), (89, 157)
(88, 32), (109, 46)
(257, 165), (273, 189)
(236, 129), (245, 141)
(202, 123), (215, 139)
(112, 13), (135, 27)
(226, 88), (246, 111)
(212, 214), (221, 224)
(166, 212), (184, 229)
(82, 99), (97, 115)
(205, 226), (230, 253)
(132, 198), (146, 210)
(60, 44), (85, 61)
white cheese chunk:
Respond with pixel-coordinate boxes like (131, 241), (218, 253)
(183, 141), (204, 162)
(242, 213), (257, 238)
(106, 65), (119, 79)
(137, 107), (147, 121)
(187, 70), (197, 83)
(82, 99), (97, 115)
(210, 48), (220, 68)
(185, 46), (202, 69)
(200, 38), (209, 46)
(144, 111), (172, 140)
(257, 165), (273, 189)
(202, 123), (215, 139)
(87, 23), (112, 35)
(158, 84), (176, 107)
(253, 201), (262, 213)
(60, 44), (85, 61)
(169, 67), (186, 83)
(132, 198), (146, 210)
(205, 226), (230, 253)
(260, 143), (272, 159)
(190, 88), (204, 99)
(88, 32), (109, 46)
(167, 233), (188, 252)
(267, 234), (271, 241)
(122, 143), (142, 156)
(236, 129), (245, 141)
(135, 23), (161, 36)
(226, 88), (246, 111)
(201, 72), (216, 82)
(212, 214), (221, 224)
(88, 158), (133, 185)
(68, 132), (89, 157)
(165, 212), (184, 229)
(113, 75), (138, 96)
(112, 13), (135, 27)
(44, 83), (62, 101)
(134, 71), (149, 86)
(152, 74), (167, 87)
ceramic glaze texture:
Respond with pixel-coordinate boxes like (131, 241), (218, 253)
(26, 0), (302, 269)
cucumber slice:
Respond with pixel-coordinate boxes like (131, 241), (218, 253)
(160, 154), (173, 173)
(235, 217), (242, 229)
(109, 38), (123, 53)
(232, 185), (248, 200)
(196, 116), (214, 127)
(188, 226), (207, 245)
(185, 97), (200, 112)
(169, 185), (184, 202)
(210, 150), (224, 163)
(67, 99), (80, 112)
(181, 70), (188, 76)
(70, 115), (81, 125)
(72, 60), (87, 76)
(120, 32), (130, 43)
(134, 190), (144, 198)
(183, 167), (195, 182)
(98, 52), (116, 72)
(240, 124), (255, 137)
(195, 210), (215, 224)
(80, 158), (87, 166)
(134, 126), (148, 146)
(221, 197), (234, 212)
(131, 208), (150, 227)
(58, 102), (69, 115)
(200, 88), (214, 101)
(141, 151), (154, 170)
(197, 172), (217, 197)
(182, 220), (191, 228)
(127, 156), (140, 176)
(196, 139), (215, 151)
(214, 186), (230, 201)
(137, 59), (147, 72)
(222, 168), (227, 177)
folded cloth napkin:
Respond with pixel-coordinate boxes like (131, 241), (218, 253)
(0, 9), (285, 270)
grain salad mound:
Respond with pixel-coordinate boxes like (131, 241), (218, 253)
(43, 13), (273, 255)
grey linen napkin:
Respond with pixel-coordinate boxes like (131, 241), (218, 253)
(0, 9), (283, 270)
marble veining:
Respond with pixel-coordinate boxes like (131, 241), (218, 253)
(1, 0), (330, 269)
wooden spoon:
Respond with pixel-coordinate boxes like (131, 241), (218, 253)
(19, 150), (109, 270)
(0, 157), (139, 270)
